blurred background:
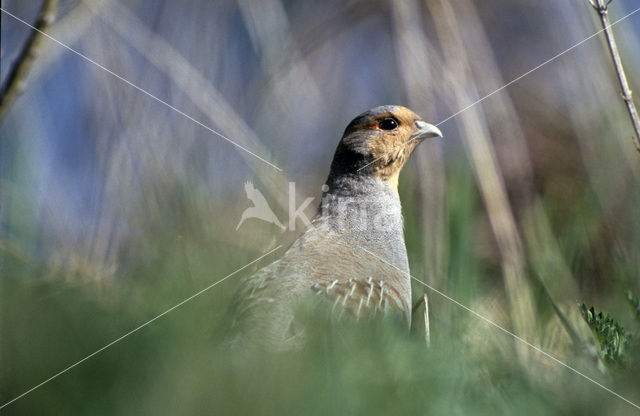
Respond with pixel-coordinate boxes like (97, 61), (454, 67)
(1, 0), (640, 414)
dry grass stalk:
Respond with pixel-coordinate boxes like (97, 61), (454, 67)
(429, 0), (539, 366)
(88, 0), (288, 210)
(389, 0), (448, 293)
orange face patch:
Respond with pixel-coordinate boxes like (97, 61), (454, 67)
(336, 106), (436, 192)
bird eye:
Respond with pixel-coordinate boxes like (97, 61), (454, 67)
(378, 118), (398, 130)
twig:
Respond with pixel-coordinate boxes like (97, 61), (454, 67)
(411, 293), (431, 347)
(589, 0), (640, 153)
(423, 293), (431, 347)
(0, 0), (60, 121)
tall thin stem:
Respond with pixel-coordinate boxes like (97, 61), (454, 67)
(589, 0), (640, 153)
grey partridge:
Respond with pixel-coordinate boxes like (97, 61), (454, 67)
(230, 105), (443, 348)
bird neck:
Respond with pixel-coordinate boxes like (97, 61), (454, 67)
(316, 173), (407, 264)
(327, 146), (402, 194)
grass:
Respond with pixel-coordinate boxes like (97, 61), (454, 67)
(2, 0), (640, 414)
(2, 161), (639, 415)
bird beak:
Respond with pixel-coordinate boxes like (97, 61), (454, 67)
(412, 120), (443, 140)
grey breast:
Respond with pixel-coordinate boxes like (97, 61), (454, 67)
(230, 176), (411, 348)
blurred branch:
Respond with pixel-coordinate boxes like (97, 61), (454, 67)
(29, 0), (109, 82)
(238, 0), (322, 101)
(288, 1), (370, 70)
(457, 0), (583, 342)
(89, 0), (288, 210)
(537, 274), (587, 352)
(429, 0), (539, 366)
(0, 0), (59, 121)
(390, 0), (448, 293)
(589, 0), (640, 153)
(0, 240), (34, 265)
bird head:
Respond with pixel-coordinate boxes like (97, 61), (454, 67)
(328, 105), (443, 191)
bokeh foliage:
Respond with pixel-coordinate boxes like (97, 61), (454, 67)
(2, 0), (640, 414)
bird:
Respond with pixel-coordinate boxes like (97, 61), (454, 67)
(229, 105), (443, 349)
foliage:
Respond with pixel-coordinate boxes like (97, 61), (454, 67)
(0, 254), (628, 416)
(578, 303), (631, 369)
(2, 0), (640, 414)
